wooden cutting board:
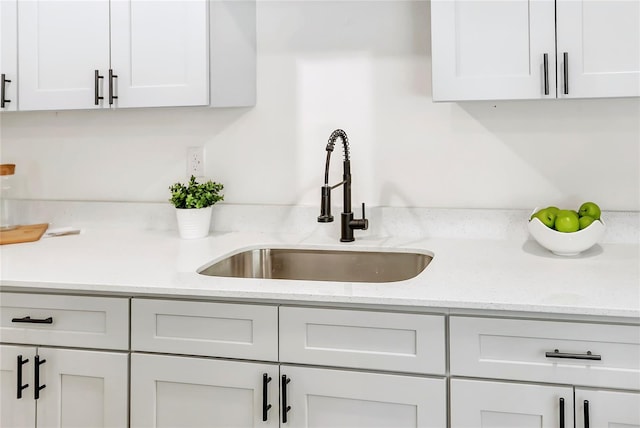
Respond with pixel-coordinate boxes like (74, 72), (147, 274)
(0, 224), (49, 245)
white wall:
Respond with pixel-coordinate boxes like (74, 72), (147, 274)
(1, 1), (639, 211)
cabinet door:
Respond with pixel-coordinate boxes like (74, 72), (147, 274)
(17, 0), (110, 110)
(557, 0), (640, 98)
(0, 0), (17, 111)
(431, 0), (556, 101)
(281, 365), (446, 428)
(451, 379), (573, 428)
(0, 345), (35, 428)
(575, 388), (640, 428)
(36, 348), (128, 428)
(110, 0), (209, 108)
(131, 353), (279, 428)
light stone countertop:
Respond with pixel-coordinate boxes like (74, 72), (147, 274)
(1, 216), (639, 321)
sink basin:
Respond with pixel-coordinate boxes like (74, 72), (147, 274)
(198, 247), (432, 283)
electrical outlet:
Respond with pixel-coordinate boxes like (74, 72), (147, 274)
(187, 147), (204, 177)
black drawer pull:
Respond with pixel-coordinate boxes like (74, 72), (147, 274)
(262, 373), (272, 421)
(545, 349), (601, 360)
(282, 375), (291, 423)
(584, 400), (590, 428)
(559, 397), (565, 428)
(11, 316), (53, 324)
(34, 355), (46, 399)
(17, 355), (29, 399)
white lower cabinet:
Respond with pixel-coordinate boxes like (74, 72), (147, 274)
(1, 345), (35, 428)
(130, 353), (279, 428)
(449, 316), (640, 428)
(0, 344), (128, 428)
(281, 365), (446, 428)
(575, 388), (640, 428)
(451, 379), (573, 428)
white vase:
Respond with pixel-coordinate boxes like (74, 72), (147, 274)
(175, 206), (213, 239)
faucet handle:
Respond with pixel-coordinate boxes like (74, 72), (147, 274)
(350, 202), (369, 231)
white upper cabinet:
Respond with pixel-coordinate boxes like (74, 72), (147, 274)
(18, 0), (110, 110)
(0, 0), (18, 111)
(431, 0), (640, 101)
(556, 0), (640, 98)
(15, 0), (255, 111)
(110, 0), (208, 108)
(431, 0), (556, 101)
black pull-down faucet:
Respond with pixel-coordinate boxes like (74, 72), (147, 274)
(318, 129), (369, 242)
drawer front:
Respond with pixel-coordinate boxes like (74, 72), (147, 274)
(131, 298), (278, 361)
(279, 307), (445, 374)
(450, 316), (640, 390)
(0, 293), (129, 350)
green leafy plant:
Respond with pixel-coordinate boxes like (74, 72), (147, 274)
(169, 175), (224, 209)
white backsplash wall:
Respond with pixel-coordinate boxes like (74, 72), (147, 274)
(1, 1), (639, 210)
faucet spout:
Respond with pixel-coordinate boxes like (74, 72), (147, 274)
(317, 129), (369, 242)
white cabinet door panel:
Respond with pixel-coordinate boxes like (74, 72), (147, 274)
(281, 365), (446, 428)
(557, 0), (640, 98)
(0, 292), (130, 350)
(131, 298), (278, 361)
(0, 0), (17, 111)
(131, 353), (279, 428)
(36, 348), (128, 428)
(451, 379), (573, 428)
(110, 0), (209, 108)
(431, 0), (556, 101)
(575, 388), (640, 428)
(280, 306), (445, 375)
(0, 345), (35, 428)
(17, 0), (110, 110)
(450, 316), (640, 390)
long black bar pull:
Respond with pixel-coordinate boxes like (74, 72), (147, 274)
(34, 355), (46, 399)
(12, 316), (53, 324)
(584, 400), (590, 428)
(559, 397), (565, 428)
(262, 373), (272, 421)
(563, 52), (569, 95)
(17, 355), (29, 399)
(282, 375), (291, 423)
(545, 349), (601, 361)
(543, 53), (549, 95)
(1, 73), (11, 108)
(94, 70), (104, 105)
(108, 69), (118, 105)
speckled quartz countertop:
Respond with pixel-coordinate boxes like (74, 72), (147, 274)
(1, 203), (639, 321)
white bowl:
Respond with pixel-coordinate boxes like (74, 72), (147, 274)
(528, 208), (606, 256)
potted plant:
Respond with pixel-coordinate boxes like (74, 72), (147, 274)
(169, 175), (224, 239)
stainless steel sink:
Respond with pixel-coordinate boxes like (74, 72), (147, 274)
(198, 247), (432, 283)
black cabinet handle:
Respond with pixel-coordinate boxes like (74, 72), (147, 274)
(34, 355), (46, 399)
(1, 73), (11, 108)
(563, 52), (569, 95)
(584, 400), (590, 428)
(545, 349), (601, 360)
(262, 373), (272, 421)
(94, 70), (104, 105)
(559, 397), (565, 428)
(282, 375), (291, 423)
(11, 316), (53, 324)
(108, 69), (118, 105)
(543, 53), (549, 95)
(17, 355), (29, 399)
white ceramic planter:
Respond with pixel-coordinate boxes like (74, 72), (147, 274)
(175, 206), (212, 239)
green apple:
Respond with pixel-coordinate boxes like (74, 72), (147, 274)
(579, 215), (595, 230)
(545, 206), (560, 216)
(579, 201), (601, 220)
(531, 208), (556, 228)
(554, 209), (580, 233)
